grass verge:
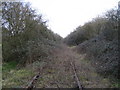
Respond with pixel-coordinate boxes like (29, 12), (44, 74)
(2, 61), (36, 88)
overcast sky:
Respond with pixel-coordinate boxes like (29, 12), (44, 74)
(24, 0), (119, 38)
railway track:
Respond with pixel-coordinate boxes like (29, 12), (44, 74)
(70, 61), (83, 90)
(26, 61), (84, 90)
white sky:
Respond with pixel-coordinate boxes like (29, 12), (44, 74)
(24, 0), (119, 38)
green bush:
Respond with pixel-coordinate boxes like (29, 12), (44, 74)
(2, 2), (62, 65)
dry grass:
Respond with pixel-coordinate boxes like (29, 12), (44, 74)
(34, 44), (111, 88)
(3, 44), (112, 88)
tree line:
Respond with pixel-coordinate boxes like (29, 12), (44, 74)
(64, 7), (118, 46)
(2, 2), (62, 65)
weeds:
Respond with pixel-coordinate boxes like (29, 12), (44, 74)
(2, 45), (115, 88)
(2, 61), (17, 71)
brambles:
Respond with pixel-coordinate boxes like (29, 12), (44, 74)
(64, 7), (118, 81)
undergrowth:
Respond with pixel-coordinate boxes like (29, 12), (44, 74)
(2, 61), (17, 71)
(2, 61), (36, 88)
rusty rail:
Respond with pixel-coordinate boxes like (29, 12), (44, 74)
(70, 61), (83, 90)
(26, 61), (83, 90)
(26, 73), (40, 90)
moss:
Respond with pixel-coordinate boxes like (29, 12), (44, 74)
(112, 83), (120, 88)
(110, 79), (120, 88)
(80, 76), (88, 81)
(2, 61), (17, 71)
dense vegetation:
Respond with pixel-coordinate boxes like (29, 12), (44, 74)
(64, 8), (118, 45)
(2, 2), (62, 65)
(2, 2), (119, 88)
(64, 7), (119, 81)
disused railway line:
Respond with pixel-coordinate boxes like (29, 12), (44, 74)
(70, 61), (83, 90)
(26, 61), (84, 90)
